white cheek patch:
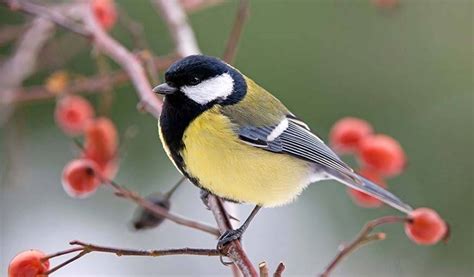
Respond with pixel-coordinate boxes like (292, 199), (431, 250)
(181, 73), (234, 104)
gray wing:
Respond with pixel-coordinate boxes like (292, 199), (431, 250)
(239, 116), (354, 176)
(238, 115), (413, 214)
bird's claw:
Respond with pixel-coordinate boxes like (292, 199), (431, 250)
(217, 228), (243, 250)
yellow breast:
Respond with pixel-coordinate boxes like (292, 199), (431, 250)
(180, 107), (313, 207)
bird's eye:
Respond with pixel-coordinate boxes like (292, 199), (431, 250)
(189, 77), (200, 86)
(166, 81), (176, 87)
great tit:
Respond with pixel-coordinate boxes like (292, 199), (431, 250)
(153, 55), (412, 247)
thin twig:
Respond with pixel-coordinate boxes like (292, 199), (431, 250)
(70, 240), (220, 256)
(222, 0), (250, 64)
(94, 51), (114, 115)
(43, 240), (220, 275)
(44, 250), (88, 275)
(0, 16), (55, 125)
(42, 247), (83, 261)
(259, 262), (269, 277)
(273, 262), (285, 277)
(117, 5), (148, 50)
(102, 178), (220, 236)
(1, 0), (91, 37)
(80, 2), (163, 117)
(10, 71), (128, 103)
(320, 216), (408, 277)
(10, 55), (177, 104)
(153, 0), (201, 57)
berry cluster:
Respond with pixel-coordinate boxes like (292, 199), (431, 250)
(56, 95), (119, 199)
(330, 117), (447, 245)
(329, 117), (406, 207)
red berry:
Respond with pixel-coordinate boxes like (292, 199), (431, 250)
(55, 95), (94, 136)
(405, 208), (448, 245)
(348, 168), (387, 208)
(91, 0), (117, 31)
(329, 117), (374, 154)
(358, 134), (406, 177)
(8, 250), (50, 277)
(83, 118), (118, 164)
(62, 159), (101, 198)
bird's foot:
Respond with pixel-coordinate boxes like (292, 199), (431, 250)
(217, 228), (244, 250)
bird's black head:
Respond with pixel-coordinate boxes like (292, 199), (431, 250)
(153, 55), (246, 106)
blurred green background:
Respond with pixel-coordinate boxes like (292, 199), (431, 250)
(1, 0), (473, 276)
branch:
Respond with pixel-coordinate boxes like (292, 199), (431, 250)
(207, 196), (258, 277)
(259, 262), (269, 277)
(43, 240), (220, 275)
(0, 16), (55, 124)
(274, 262), (286, 277)
(2, 0), (90, 37)
(153, 0), (201, 57)
(320, 216), (408, 277)
(10, 71), (127, 103)
(222, 0), (250, 64)
(79, 2), (163, 118)
(10, 55), (177, 104)
(102, 178), (220, 237)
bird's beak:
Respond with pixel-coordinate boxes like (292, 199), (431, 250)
(152, 83), (177, 95)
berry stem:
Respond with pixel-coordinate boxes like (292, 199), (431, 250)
(320, 215), (408, 277)
(44, 250), (89, 275)
(164, 176), (186, 200)
(41, 247), (83, 261)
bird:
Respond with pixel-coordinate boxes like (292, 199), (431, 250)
(152, 55), (412, 247)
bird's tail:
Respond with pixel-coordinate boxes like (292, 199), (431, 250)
(327, 168), (413, 214)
